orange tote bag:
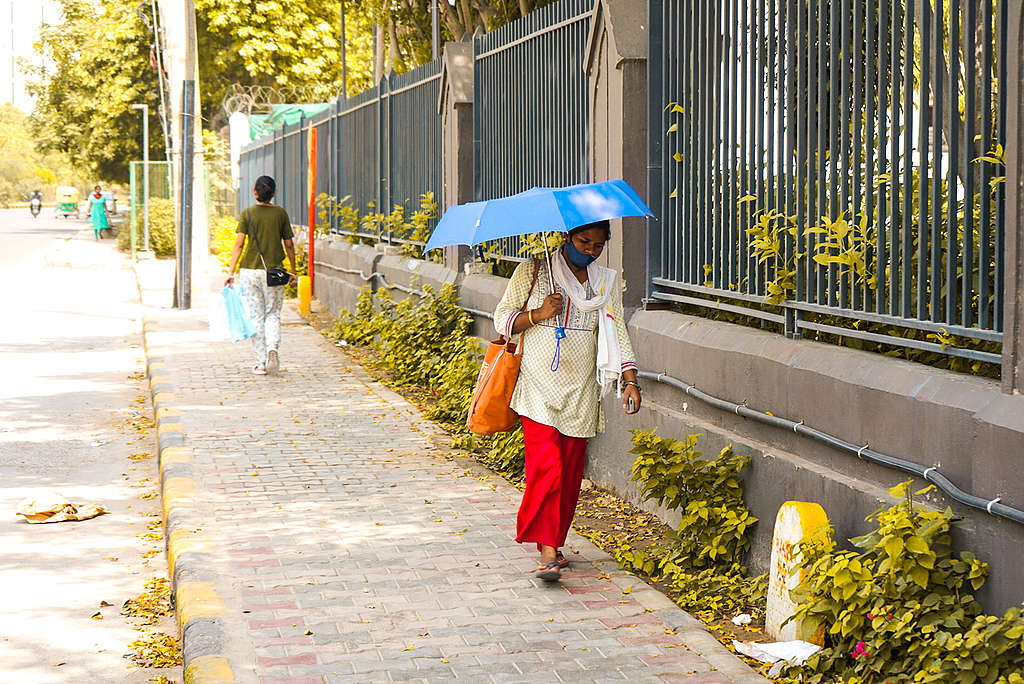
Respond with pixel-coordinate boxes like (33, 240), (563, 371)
(467, 261), (539, 435)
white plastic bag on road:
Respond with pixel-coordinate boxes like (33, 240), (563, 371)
(732, 639), (821, 677)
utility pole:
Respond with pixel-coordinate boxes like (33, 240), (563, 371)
(339, 0), (347, 96)
(159, 0), (206, 310)
(132, 103), (152, 259)
(178, 0), (198, 309)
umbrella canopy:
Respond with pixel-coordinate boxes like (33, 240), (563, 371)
(422, 179), (654, 253)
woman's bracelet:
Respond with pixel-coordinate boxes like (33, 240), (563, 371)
(624, 380), (642, 392)
(527, 309), (536, 326)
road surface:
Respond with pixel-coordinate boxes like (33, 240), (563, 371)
(0, 208), (176, 683)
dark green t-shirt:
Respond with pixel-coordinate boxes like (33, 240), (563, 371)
(237, 205), (294, 270)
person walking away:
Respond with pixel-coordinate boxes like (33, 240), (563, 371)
(224, 175), (298, 375)
(87, 185), (109, 239)
(493, 220), (642, 581)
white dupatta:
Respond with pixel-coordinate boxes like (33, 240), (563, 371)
(550, 250), (623, 397)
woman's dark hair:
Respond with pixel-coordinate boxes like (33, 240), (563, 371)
(254, 175), (276, 203)
(568, 219), (611, 241)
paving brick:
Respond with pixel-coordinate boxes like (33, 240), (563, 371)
(145, 304), (767, 684)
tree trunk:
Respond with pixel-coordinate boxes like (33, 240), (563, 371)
(438, 1), (468, 40)
(373, 23), (384, 83)
(386, 17), (402, 72)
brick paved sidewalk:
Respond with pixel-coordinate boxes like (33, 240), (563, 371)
(139, 269), (767, 684)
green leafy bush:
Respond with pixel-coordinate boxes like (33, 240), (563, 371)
(628, 429), (757, 572)
(783, 481), (991, 683)
(117, 197), (176, 256)
(478, 428), (525, 483)
(916, 606), (1024, 684)
(614, 429), (763, 619)
(314, 192), (439, 260)
(210, 214), (238, 270)
(284, 244), (308, 298)
(424, 335), (483, 427)
(333, 285), (396, 348)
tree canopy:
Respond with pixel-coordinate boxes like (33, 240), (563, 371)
(0, 103), (87, 203)
(26, 0), (162, 183)
(25, 0), (558, 183)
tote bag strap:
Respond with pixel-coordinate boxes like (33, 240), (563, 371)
(499, 259), (540, 344)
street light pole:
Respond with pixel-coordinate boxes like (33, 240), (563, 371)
(431, 0), (438, 60)
(132, 103), (152, 258)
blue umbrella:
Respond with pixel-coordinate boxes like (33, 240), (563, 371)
(421, 179), (654, 253)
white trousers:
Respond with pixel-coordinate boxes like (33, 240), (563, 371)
(238, 268), (285, 366)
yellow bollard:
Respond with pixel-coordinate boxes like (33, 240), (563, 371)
(298, 275), (311, 314)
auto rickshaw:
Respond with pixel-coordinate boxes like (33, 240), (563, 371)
(55, 186), (80, 218)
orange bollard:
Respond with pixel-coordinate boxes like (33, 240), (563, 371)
(298, 275), (311, 314)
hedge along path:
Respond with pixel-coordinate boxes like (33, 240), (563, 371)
(143, 318), (236, 684)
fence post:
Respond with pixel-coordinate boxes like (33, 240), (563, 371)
(1002, 0), (1024, 393)
(439, 42), (475, 272)
(299, 114), (307, 226)
(585, 0), (649, 311)
(334, 96), (342, 235)
(130, 162), (138, 257)
(646, 0), (663, 303)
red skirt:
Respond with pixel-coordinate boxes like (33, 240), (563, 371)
(515, 415), (588, 550)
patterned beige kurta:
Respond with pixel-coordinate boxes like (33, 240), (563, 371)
(493, 258), (637, 439)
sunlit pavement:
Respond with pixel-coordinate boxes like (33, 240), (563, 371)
(135, 251), (767, 684)
(0, 208), (173, 683)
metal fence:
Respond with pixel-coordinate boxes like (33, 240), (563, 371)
(474, 0), (592, 259)
(239, 120), (308, 225)
(648, 0), (1007, 364)
(238, 60), (443, 246)
(129, 160), (235, 221)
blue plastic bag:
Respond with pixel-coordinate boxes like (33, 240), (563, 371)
(209, 286), (257, 343)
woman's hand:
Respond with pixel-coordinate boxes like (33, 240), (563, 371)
(622, 384), (642, 414)
(535, 293), (564, 321)
(224, 275), (235, 288)
(289, 272), (298, 286)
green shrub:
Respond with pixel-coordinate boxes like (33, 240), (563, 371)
(613, 429), (763, 620)
(210, 214), (238, 270)
(117, 197), (176, 257)
(284, 244), (307, 298)
(628, 429), (757, 573)
(478, 428), (525, 483)
(425, 335), (483, 427)
(783, 481), (990, 683)
(916, 606), (1024, 684)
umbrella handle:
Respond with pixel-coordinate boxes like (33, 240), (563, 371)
(544, 237), (562, 329)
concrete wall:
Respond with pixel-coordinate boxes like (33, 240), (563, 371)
(311, 238), (1024, 613)
(594, 310), (1024, 614)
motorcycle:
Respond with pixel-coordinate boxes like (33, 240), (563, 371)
(30, 197), (42, 218)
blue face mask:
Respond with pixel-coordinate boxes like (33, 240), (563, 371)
(564, 239), (597, 268)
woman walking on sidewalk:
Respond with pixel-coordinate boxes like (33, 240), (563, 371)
(87, 185), (109, 239)
(493, 220), (641, 581)
(224, 175), (298, 375)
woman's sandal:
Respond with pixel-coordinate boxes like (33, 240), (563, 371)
(535, 561), (562, 582)
(556, 551), (570, 569)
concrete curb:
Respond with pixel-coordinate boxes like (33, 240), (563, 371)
(141, 318), (237, 684)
